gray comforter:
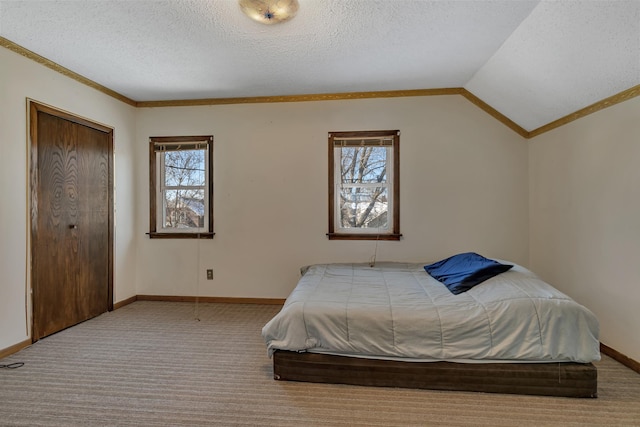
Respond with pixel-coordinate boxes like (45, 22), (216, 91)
(262, 262), (601, 363)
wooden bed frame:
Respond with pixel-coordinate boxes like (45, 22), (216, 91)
(273, 350), (598, 398)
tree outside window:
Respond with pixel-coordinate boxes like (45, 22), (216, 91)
(162, 149), (205, 229)
(149, 136), (214, 239)
(328, 130), (400, 241)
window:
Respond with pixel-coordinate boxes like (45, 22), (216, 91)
(328, 130), (401, 240)
(149, 135), (214, 239)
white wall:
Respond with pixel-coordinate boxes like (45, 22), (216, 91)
(135, 95), (529, 299)
(529, 96), (640, 362)
(4, 37), (638, 364)
(0, 46), (138, 351)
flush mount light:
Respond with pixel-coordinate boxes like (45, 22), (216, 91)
(238, 0), (299, 25)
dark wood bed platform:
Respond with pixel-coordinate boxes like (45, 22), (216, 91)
(273, 350), (598, 398)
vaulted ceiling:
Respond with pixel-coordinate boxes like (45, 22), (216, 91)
(1, 0), (638, 133)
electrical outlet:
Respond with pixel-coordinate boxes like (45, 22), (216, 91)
(206, 269), (214, 280)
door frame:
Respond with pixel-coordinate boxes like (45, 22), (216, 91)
(28, 100), (114, 342)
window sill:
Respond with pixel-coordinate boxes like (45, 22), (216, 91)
(326, 233), (402, 241)
(147, 232), (215, 239)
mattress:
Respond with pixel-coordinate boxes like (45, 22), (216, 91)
(262, 262), (601, 363)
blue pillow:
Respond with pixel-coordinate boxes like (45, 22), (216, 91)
(424, 252), (512, 295)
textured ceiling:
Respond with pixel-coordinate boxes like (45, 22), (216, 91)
(1, 0), (638, 132)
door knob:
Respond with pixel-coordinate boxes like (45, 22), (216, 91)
(69, 225), (77, 229)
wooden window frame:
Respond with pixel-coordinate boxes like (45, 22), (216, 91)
(328, 130), (401, 241)
(148, 135), (214, 239)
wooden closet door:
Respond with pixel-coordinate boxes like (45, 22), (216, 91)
(31, 103), (113, 341)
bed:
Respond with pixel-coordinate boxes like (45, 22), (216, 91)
(262, 254), (600, 397)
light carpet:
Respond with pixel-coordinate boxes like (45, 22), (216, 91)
(1, 301), (639, 426)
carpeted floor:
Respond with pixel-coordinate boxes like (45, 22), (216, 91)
(1, 301), (639, 426)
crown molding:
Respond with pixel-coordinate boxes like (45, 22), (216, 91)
(135, 88), (463, 108)
(459, 89), (530, 138)
(0, 37), (137, 107)
(3, 37), (638, 139)
(528, 84), (640, 138)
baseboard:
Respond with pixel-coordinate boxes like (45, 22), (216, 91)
(136, 295), (286, 305)
(114, 295), (285, 310)
(113, 295), (138, 310)
(0, 338), (31, 359)
(600, 343), (640, 374)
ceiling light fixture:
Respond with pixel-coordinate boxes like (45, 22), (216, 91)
(238, 0), (299, 25)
